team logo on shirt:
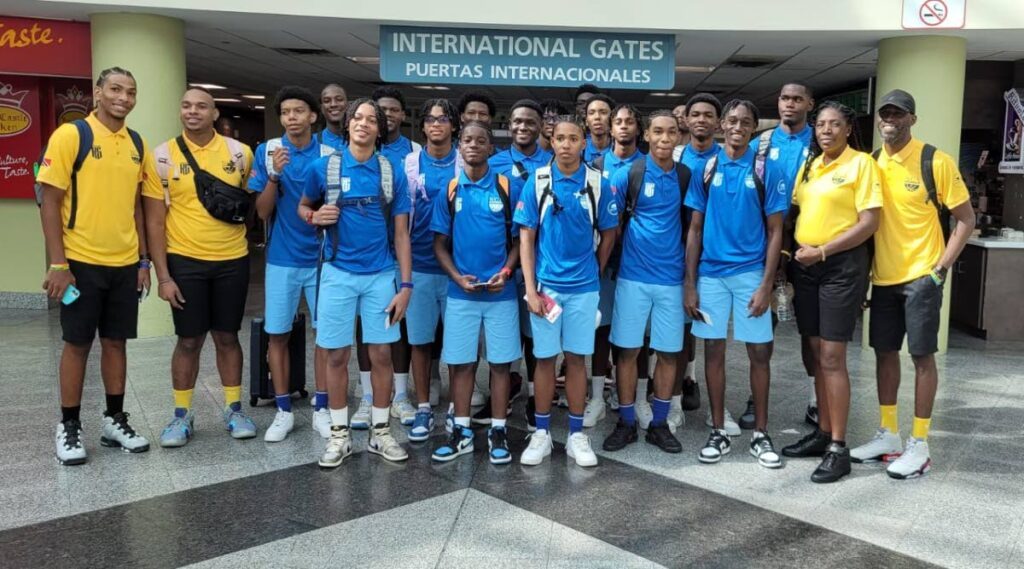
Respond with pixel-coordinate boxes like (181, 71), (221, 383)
(712, 172), (724, 187)
(488, 196), (503, 213)
(341, 177), (351, 193)
(131, 152), (142, 165)
(832, 173), (847, 185)
(904, 179), (921, 192)
(745, 175), (756, 189)
(644, 182), (655, 197)
(777, 180), (787, 195)
(770, 147), (780, 161)
(608, 201), (619, 215)
(90, 146), (102, 160)
(455, 197), (463, 212)
(179, 164), (191, 176)
(224, 160), (237, 174)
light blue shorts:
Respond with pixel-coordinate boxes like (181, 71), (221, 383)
(442, 298), (522, 365)
(598, 275), (616, 328)
(530, 287), (600, 359)
(315, 265), (400, 349)
(610, 278), (684, 353)
(406, 271), (448, 345)
(265, 263), (318, 334)
(691, 269), (773, 344)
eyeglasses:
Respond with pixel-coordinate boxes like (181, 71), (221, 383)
(424, 116), (451, 125)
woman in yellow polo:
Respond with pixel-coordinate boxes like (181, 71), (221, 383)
(779, 101), (882, 484)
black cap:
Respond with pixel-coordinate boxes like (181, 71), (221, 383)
(878, 89), (916, 114)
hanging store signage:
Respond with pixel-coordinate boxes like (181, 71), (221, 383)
(380, 26), (675, 90)
(1000, 89), (1024, 175)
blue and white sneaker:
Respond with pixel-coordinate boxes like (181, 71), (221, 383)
(488, 426), (512, 465)
(432, 426), (474, 462)
(444, 402), (455, 434)
(160, 412), (194, 448)
(223, 407), (257, 439)
(351, 398), (371, 430)
(408, 409), (435, 442)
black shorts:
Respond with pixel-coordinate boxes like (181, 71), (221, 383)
(61, 260), (139, 345)
(869, 275), (943, 356)
(791, 244), (869, 342)
(167, 253), (250, 338)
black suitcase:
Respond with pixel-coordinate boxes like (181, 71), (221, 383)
(249, 313), (309, 406)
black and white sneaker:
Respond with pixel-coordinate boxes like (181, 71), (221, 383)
(805, 404), (819, 427)
(698, 429), (731, 464)
(55, 419), (87, 465)
(738, 397), (756, 430)
(100, 412), (150, 453)
(749, 431), (783, 469)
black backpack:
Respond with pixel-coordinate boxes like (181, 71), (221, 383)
(33, 119), (144, 229)
(871, 144), (950, 241)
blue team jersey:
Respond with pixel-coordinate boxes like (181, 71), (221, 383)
(408, 146), (459, 274)
(381, 135), (415, 166)
(513, 164), (619, 293)
(583, 135), (612, 166)
(611, 155), (685, 285)
(249, 136), (335, 268)
(431, 168), (520, 302)
(678, 142), (721, 176)
(684, 146), (789, 278)
(304, 148), (411, 274)
(489, 145), (553, 183)
(318, 129), (347, 152)
(750, 125), (812, 207)
(601, 149), (645, 181)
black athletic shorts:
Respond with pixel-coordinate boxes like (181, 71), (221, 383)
(61, 260), (139, 345)
(869, 275), (943, 356)
(791, 244), (869, 342)
(167, 253), (250, 338)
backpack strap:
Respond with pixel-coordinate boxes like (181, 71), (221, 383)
(496, 174), (513, 253)
(582, 164), (603, 251)
(674, 162), (693, 243)
(593, 154), (606, 176)
(672, 145), (684, 164)
(127, 128), (145, 165)
(153, 141), (173, 205)
(623, 158), (646, 226)
(404, 150), (423, 230)
(66, 119), (94, 230)
(535, 165), (555, 226)
(702, 154), (719, 192)
(921, 144), (939, 212)
(377, 153), (395, 251)
(871, 148), (883, 161)
(753, 130), (772, 211)
(510, 152), (530, 182)
(223, 136), (249, 177)
(264, 138), (283, 180)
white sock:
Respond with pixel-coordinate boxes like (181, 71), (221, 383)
(636, 381), (648, 403)
(455, 416), (471, 428)
(591, 375), (606, 399)
(809, 380), (818, 405)
(418, 402), (431, 412)
(527, 381), (536, 397)
(394, 373), (409, 399)
(684, 361), (694, 380)
(370, 406), (389, 426)
(492, 418), (507, 429)
(329, 407), (348, 427)
(671, 394), (682, 409)
(359, 371), (373, 401)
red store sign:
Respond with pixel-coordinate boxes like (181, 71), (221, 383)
(0, 16), (91, 78)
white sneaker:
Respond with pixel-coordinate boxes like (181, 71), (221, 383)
(566, 432), (598, 467)
(471, 389), (486, 407)
(668, 403), (684, 429)
(55, 420), (87, 465)
(264, 410), (295, 442)
(886, 437), (931, 479)
(390, 396), (417, 426)
(636, 399), (654, 430)
(100, 412), (150, 453)
(368, 423), (409, 462)
(312, 408), (332, 439)
(318, 426), (352, 468)
(705, 409), (741, 436)
(850, 428), (903, 463)
(520, 429), (553, 465)
(351, 399), (371, 430)
(608, 389), (620, 411)
(583, 397), (606, 428)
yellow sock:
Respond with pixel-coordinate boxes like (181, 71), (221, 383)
(880, 405), (899, 433)
(223, 385), (242, 410)
(173, 388), (194, 411)
(912, 416), (931, 440)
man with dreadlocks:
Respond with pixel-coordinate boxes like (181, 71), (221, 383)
(402, 98), (463, 441)
(299, 98), (413, 468)
(583, 94), (615, 166)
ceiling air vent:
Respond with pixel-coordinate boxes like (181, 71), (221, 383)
(721, 55), (785, 69)
(273, 47), (338, 57)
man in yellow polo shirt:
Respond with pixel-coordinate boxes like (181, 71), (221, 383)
(37, 66), (152, 465)
(852, 89), (976, 479)
(142, 87), (257, 448)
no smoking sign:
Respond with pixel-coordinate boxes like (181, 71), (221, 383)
(903, 0), (966, 29)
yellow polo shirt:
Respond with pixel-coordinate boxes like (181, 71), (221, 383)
(792, 146), (883, 247)
(142, 133), (254, 261)
(35, 113), (146, 267)
(872, 139), (970, 285)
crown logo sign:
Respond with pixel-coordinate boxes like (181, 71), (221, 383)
(56, 86), (91, 115)
(0, 83), (30, 108)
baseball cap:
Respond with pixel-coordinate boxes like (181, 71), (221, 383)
(878, 89), (916, 114)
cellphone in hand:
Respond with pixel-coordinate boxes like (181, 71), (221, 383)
(62, 284), (81, 305)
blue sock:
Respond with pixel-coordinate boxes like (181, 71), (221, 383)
(652, 396), (670, 426)
(228, 401), (241, 412)
(275, 394), (292, 413)
(620, 403), (636, 426)
(535, 412), (551, 432)
(314, 391), (328, 411)
(569, 413), (584, 434)
(174, 407), (188, 418)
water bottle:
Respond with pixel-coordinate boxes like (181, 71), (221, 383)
(773, 277), (794, 322)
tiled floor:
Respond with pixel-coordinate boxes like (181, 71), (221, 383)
(0, 286), (1021, 568)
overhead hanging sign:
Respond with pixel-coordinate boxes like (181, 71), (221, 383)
(999, 89), (1023, 175)
(379, 26), (675, 90)
(902, 0), (966, 30)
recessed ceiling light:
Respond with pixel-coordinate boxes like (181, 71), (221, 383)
(213, 98), (241, 103)
(650, 92), (686, 97)
(232, 115), (241, 119)
(254, 105), (265, 110)
(242, 95), (265, 100)
(675, 65), (716, 73)
(346, 56), (380, 64)
(190, 83), (227, 90)
(413, 85), (450, 91)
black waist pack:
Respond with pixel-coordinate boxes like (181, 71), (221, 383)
(176, 136), (252, 224)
